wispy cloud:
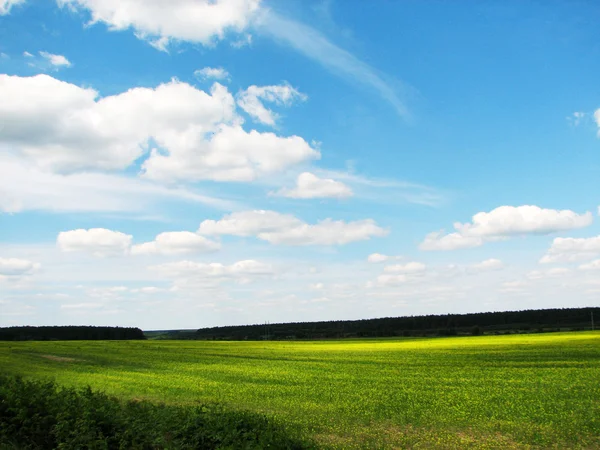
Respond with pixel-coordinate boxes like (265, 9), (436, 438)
(39, 51), (71, 68)
(256, 10), (411, 119)
(0, 154), (240, 214)
(315, 169), (446, 207)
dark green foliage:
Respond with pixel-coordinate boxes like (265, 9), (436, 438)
(193, 307), (599, 340)
(0, 376), (312, 449)
(0, 326), (146, 341)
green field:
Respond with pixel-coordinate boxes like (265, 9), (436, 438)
(1, 332), (599, 449)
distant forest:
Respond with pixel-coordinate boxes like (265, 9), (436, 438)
(182, 307), (599, 341)
(0, 326), (146, 341)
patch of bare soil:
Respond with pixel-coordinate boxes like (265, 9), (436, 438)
(40, 354), (80, 363)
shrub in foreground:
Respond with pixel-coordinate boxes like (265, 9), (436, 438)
(0, 376), (312, 449)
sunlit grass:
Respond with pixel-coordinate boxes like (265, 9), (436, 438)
(1, 332), (599, 448)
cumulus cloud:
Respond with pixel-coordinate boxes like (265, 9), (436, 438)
(57, 0), (261, 49)
(237, 83), (306, 126)
(151, 259), (273, 285)
(470, 258), (504, 272)
(0, 74), (232, 172)
(454, 206), (592, 237)
(141, 124), (319, 182)
(0, 74), (319, 181)
(0, 155), (235, 213)
(39, 51), (71, 67)
(0, 258), (40, 276)
(61, 303), (103, 310)
(131, 231), (220, 255)
(421, 205), (592, 251)
(500, 280), (529, 293)
(375, 273), (425, 286)
(527, 267), (571, 280)
(420, 231), (483, 251)
(194, 67), (230, 81)
(367, 253), (395, 263)
(198, 210), (387, 245)
(57, 228), (132, 257)
(540, 235), (600, 263)
(0, 0), (24, 15)
(275, 172), (352, 199)
(56, 0), (408, 119)
(374, 262), (427, 286)
(579, 259), (600, 271)
(383, 262), (426, 274)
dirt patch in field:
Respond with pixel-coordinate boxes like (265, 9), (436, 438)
(40, 354), (81, 363)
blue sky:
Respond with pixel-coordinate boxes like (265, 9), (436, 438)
(1, 0), (599, 330)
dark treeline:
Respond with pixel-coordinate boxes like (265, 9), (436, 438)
(193, 307), (599, 340)
(0, 326), (145, 341)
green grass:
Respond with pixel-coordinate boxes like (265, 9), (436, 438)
(1, 332), (599, 449)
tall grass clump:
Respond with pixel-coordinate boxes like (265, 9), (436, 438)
(0, 375), (313, 450)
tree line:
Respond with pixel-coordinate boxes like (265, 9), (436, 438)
(192, 307), (599, 340)
(0, 326), (146, 341)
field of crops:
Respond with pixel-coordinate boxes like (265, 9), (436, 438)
(1, 332), (599, 449)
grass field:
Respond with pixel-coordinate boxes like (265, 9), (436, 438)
(1, 332), (599, 449)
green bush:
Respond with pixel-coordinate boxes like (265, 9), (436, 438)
(0, 376), (313, 449)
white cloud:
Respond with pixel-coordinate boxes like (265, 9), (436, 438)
(257, 11), (409, 118)
(151, 260), (273, 284)
(198, 210), (387, 245)
(470, 258), (504, 272)
(57, 228), (132, 257)
(595, 108), (600, 132)
(374, 262), (427, 286)
(141, 124), (320, 182)
(134, 286), (164, 294)
(568, 111), (586, 126)
(316, 169), (446, 207)
(383, 262), (426, 274)
(61, 303), (103, 310)
(0, 258), (40, 276)
(58, 0), (261, 49)
(56, 0), (407, 118)
(376, 274), (413, 286)
(0, 155), (235, 213)
(367, 253), (393, 263)
(578, 259), (600, 271)
(454, 206), (592, 237)
(420, 231), (483, 251)
(0, 74), (318, 181)
(527, 267), (571, 280)
(39, 51), (71, 67)
(0, 74), (233, 173)
(0, 0), (25, 15)
(23, 51), (33, 57)
(194, 67), (230, 81)
(237, 83), (306, 126)
(231, 33), (252, 48)
(540, 235), (600, 263)
(275, 172), (352, 199)
(500, 280), (528, 293)
(131, 231), (220, 255)
(421, 205), (592, 251)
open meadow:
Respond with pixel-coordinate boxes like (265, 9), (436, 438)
(1, 332), (599, 449)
